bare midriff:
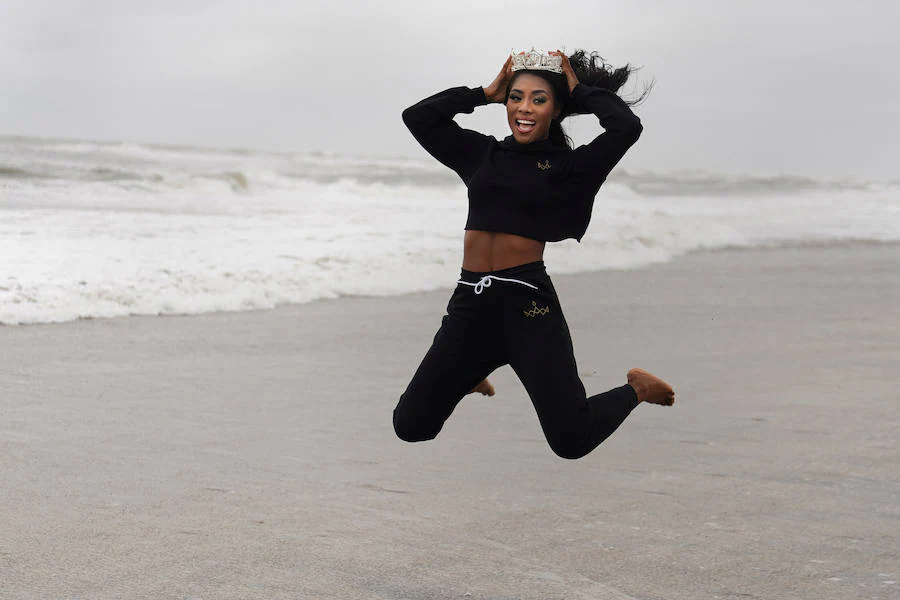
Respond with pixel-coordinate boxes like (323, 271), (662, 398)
(462, 230), (546, 272)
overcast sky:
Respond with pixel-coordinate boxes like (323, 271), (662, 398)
(1, 0), (898, 180)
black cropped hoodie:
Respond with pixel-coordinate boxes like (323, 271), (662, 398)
(402, 83), (642, 242)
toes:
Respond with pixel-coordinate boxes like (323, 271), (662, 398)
(471, 380), (496, 396)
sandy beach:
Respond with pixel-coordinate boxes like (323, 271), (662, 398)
(2, 243), (898, 600)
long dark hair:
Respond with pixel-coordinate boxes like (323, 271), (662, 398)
(506, 49), (652, 148)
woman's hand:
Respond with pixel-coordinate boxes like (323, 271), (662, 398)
(483, 55), (513, 104)
(550, 50), (579, 95)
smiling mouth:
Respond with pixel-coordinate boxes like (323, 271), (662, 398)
(515, 119), (536, 134)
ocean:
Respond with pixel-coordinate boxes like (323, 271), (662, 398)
(1, 134), (898, 325)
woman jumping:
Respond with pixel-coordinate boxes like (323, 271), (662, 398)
(393, 48), (674, 460)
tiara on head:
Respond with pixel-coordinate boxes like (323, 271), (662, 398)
(510, 47), (563, 74)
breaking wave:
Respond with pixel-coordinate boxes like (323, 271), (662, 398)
(2, 135), (897, 325)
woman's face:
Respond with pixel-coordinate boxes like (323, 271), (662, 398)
(506, 73), (561, 144)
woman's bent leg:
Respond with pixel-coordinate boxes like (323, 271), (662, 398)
(506, 281), (639, 459)
(393, 309), (502, 444)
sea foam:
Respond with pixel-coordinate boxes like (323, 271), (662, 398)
(1, 136), (898, 325)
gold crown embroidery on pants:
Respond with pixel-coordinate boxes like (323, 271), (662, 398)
(523, 300), (550, 317)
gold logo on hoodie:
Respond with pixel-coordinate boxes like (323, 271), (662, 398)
(537, 160), (551, 170)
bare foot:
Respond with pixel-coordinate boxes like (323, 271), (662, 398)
(627, 368), (675, 406)
(469, 378), (496, 396)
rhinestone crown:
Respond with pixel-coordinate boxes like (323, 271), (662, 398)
(510, 47), (563, 74)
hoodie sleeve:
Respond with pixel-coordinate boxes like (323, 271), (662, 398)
(567, 83), (643, 190)
(402, 86), (494, 184)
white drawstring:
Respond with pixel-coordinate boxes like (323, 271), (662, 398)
(456, 275), (539, 295)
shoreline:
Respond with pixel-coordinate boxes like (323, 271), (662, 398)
(5, 239), (900, 329)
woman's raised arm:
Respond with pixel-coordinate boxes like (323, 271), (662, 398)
(401, 56), (513, 184)
(549, 50), (642, 190)
(566, 84), (643, 189)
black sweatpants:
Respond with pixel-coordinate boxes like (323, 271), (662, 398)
(393, 261), (640, 459)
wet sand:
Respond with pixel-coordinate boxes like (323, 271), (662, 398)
(2, 243), (898, 599)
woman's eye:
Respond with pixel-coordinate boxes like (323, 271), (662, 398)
(535, 97), (546, 104)
(510, 95), (521, 101)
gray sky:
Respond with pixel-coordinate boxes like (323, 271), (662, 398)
(2, 0), (898, 180)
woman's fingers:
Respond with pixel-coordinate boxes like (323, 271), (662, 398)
(484, 54), (514, 103)
(551, 50), (572, 70)
(551, 50), (579, 95)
